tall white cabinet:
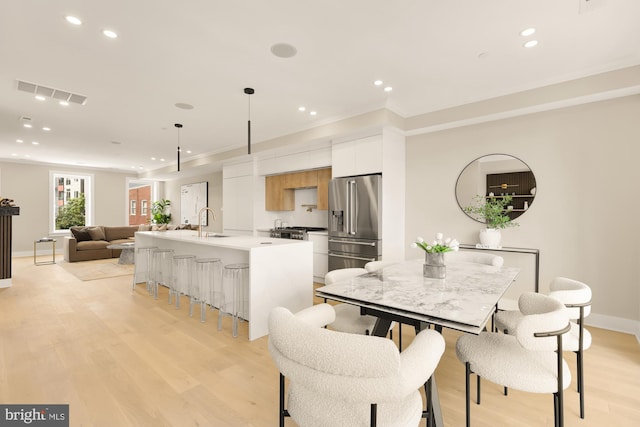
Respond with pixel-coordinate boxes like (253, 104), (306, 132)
(222, 160), (255, 234)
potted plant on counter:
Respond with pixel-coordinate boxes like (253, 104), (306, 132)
(150, 199), (172, 225)
(463, 195), (518, 248)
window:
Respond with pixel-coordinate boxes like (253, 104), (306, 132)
(50, 171), (93, 232)
(141, 200), (148, 215)
(130, 200), (137, 215)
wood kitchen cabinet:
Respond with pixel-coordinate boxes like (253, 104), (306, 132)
(316, 168), (332, 210)
(265, 174), (294, 211)
(285, 170), (318, 188)
(265, 167), (332, 211)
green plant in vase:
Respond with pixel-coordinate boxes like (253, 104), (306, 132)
(150, 199), (172, 224)
(464, 195), (518, 248)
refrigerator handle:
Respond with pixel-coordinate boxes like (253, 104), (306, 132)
(348, 180), (357, 235)
(328, 239), (376, 246)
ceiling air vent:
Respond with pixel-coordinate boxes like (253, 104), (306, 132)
(15, 79), (87, 105)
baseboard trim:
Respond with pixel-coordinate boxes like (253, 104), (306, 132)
(586, 313), (640, 343)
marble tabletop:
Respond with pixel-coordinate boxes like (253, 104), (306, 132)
(316, 259), (520, 332)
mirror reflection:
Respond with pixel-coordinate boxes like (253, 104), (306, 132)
(456, 154), (536, 222)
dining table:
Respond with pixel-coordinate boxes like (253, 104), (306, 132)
(315, 258), (520, 427)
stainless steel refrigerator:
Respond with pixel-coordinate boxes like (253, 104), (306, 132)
(328, 174), (382, 270)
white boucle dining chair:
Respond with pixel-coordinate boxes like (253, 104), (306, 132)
(324, 268), (389, 336)
(456, 292), (571, 427)
(494, 277), (592, 419)
(268, 304), (445, 427)
(444, 251), (504, 267)
(364, 260), (397, 272)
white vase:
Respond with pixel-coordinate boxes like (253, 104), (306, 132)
(479, 228), (501, 248)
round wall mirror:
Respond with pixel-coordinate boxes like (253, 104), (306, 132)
(455, 154), (536, 223)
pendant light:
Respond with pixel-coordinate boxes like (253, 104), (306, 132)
(244, 87), (254, 154)
(175, 123), (183, 171)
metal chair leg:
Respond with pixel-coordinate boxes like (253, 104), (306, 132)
(370, 403), (377, 427)
(465, 362), (471, 427)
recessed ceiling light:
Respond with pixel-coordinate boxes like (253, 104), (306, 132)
(374, 80), (383, 86)
(23, 123), (32, 128)
(16, 139), (23, 143)
(103, 29), (118, 39)
(384, 86), (393, 92)
(65, 16), (82, 26)
(186, 150), (192, 154)
(175, 103), (194, 110)
(42, 127), (51, 131)
(35, 95), (46, 101)
(524, 40), (539, 48)
(151, 157), (156, 160)
(160, 158), (165, 162)
(32, 141), (39, 145)
(520, 28), (536, 37)
(59, 100), (69, 106)
(24, 154), (31, 158)
(309, 111), (317, 116)
(270, 43), (297, 58)
(298, 106), (306, 112)
(11, 153), (17, 156)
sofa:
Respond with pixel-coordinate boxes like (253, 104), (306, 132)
(64, 225), (138, 262)
(63, 224), (198, 262)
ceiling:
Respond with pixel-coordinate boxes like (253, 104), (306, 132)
(1, 0), (639, 176)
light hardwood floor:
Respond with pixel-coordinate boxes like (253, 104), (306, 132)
(1, 256), (639, 426)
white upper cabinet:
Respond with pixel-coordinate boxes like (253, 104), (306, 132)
(258, 146), (331, 176)
(331, 135), (383, 178)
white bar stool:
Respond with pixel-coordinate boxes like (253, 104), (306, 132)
(172, 254), (196, 309)
(219, 263), (249, 337)
(150, 248), (175, 299)
(132, 245), (157, 291)
(193, 258), (222, 322)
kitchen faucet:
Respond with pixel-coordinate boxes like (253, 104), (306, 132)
(197, 207), (216, 237)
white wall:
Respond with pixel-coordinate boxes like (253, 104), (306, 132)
(0, 161), (134, 254)
(405, 95), (640, 332)
(164, 171), (223, 233)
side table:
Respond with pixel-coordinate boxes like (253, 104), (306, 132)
(107, 242), (135, 264)
(34, 238), (56, 265)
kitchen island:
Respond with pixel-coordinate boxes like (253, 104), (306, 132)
(135, 230), (313, 340)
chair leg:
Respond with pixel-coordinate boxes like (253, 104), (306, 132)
(279, 373), (290, 427)
(553, 393), (559, 427)
(577, 349), (584, 418)
(476, 375), (481, 404)
(425, 376), (434, 427)
(398, 324), (403, 351)
(465, 362), (471, 427)
(370, 403), (377, 427)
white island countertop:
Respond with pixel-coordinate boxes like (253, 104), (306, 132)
(136, 229), (305, 250)
(135, 230), (313, 341)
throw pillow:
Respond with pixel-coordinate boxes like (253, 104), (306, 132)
(70, 227), (92, 242)
(138, 224), (152, 231)
(87, 227), (106, 241)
